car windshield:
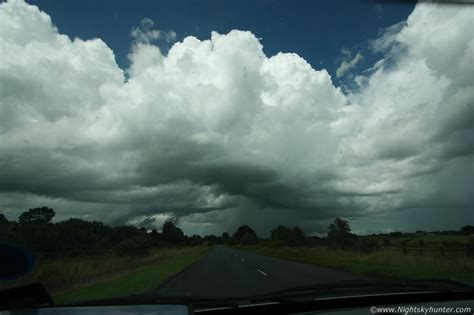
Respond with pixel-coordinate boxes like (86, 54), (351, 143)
(0, 0), (473, 307)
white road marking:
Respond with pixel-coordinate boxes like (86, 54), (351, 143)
(257, 269), (268, 276)
(240, 258), (245, 262)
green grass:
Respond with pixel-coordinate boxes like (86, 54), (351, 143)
(0, 246), (212, 305)
(408, 234), (469, 247)
(387, 236), (417, 244)
(54, 247), (210, 304)
(238, 245), (474, 284)
(366, 234), (469, 246)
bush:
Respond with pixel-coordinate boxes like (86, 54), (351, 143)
(327, 235), (357, 250)
(10, 223), (58, 257)
(358, 238), (379, 253)
(114, 236), (153, 256)
(389, 231), (403, 237)
(260, 239), (287, 249)
(188, 235), (202, 246)
(466, 237), (474, 257)
(271, 225), (306, 246)
(161, 221), (185, 244)
(460, 225), (474, 235)
(0, 214), (9, 241)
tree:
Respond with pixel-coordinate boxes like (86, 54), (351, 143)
(233, 225), (257, 244)
(221, 232), (230, 244)
(271, 225), (292, 241)
(18, 207), (55, 225)
(328, 218), (351, 236)
(291, 226), (306, 245)
(240, 232), (258, 245)
(460, 225), (474, 235)
(54, 219), (114, 256)
(113, 225), (142, 242)
(115, 236), (153, 256)
(0, 213), (9, 240)
(161, 221), (184, 244)
(203, 234), (219, 245)
(189, 234), (202, 246)
(271, 225), (306, 246)
(327, 218), (356, 250)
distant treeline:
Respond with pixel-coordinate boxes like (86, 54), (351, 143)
(0, 207), (264, 258)
(0, 207), (307, 258)
(1, 207), (473, 258)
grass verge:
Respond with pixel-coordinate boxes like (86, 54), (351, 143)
(1, 246), (212, 305)
(237, 245), (474, 284)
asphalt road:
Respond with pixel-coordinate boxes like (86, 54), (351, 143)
(156, 245), (361, 298)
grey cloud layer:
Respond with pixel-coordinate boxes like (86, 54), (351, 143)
(0, 0), (473, 235)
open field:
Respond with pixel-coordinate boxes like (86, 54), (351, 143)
(238, 243), (474, 284)
(0, 246), (212, 305)
(387, 234), (469, 248)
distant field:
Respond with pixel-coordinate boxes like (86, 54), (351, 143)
(239, 241), (474, 284)
(407, 234), (469, 246)
(0, 246), (212, 305)
(356, 233), (469, 255)
(364, 233), (470, 251)
(389, 236), (418, 244)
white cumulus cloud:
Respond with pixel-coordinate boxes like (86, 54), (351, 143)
(0, 0), (473, 235)
(130, 17), (177, 44)
(336, 52), (363, 78)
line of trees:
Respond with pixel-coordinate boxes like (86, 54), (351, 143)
(0, 208), (264, 258)
(324, 217), (474, 256)
(1, 208), (473, 258)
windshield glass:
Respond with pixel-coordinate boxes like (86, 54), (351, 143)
(0, 0), (473, 307)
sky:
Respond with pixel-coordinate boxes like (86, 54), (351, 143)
(0, 0), (473, 236)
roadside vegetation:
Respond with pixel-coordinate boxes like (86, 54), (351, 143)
(52, 246), (210, 304)
(0, 208), (262, 304)
(1, 208), (474, 304)
(238, 218), (474, 284)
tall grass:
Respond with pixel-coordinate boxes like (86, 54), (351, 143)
(241, 245), (474, 284)
(0, 246), (210, 294)
(53, 247), (211, 304)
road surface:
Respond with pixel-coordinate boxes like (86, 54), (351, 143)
(156, 245), (361, 298)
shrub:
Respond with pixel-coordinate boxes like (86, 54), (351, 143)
(271, 225), (306, 246)
(358, 238), (379, 253)
(114, 236), (153, 256)
(466, 237), (474, 257)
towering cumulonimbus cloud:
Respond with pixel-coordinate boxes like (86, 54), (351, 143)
(0, 0), (472, 235)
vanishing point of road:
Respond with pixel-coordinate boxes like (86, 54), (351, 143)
(156, 245), (360, 298)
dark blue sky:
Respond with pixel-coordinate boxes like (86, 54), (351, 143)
(28, 0), (414, 82)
